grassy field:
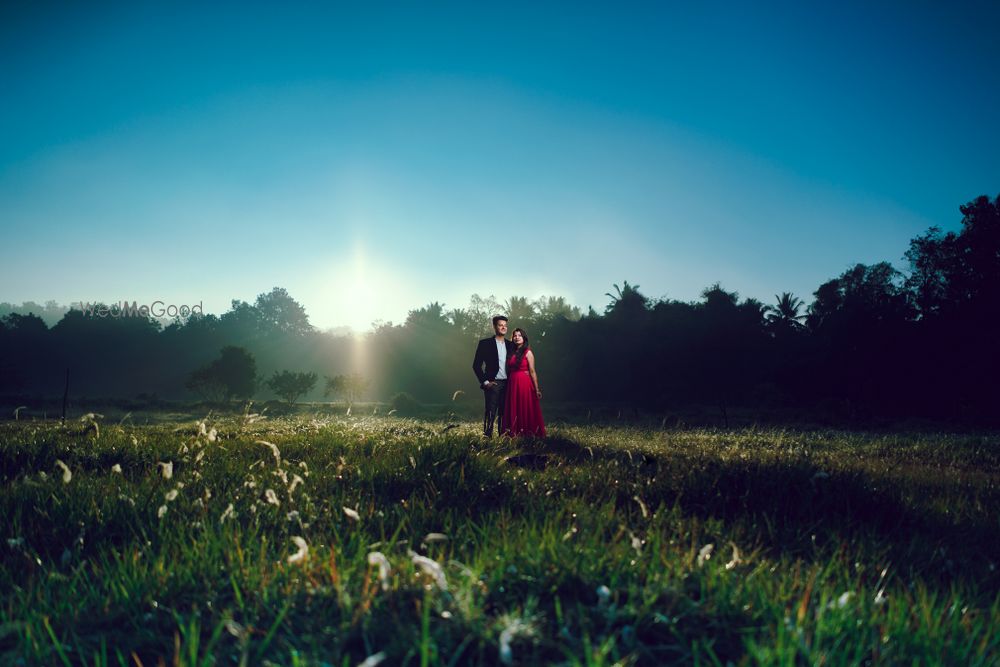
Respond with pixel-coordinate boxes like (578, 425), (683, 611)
(1, 412), (998, 665)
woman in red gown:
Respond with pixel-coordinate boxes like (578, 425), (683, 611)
(502, 328), (546, 438)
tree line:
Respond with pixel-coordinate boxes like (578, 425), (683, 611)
(1, 193), (997, 424)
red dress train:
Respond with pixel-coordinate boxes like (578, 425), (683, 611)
(502, 351), (546, 438)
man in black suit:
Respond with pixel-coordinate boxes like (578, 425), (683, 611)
(472, 315), (516, 437)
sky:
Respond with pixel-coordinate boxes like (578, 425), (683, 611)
(2, 1), (998, 332)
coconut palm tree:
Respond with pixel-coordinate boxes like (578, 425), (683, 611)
(504, 296), (537, 324)
(765, 292), (806, 332)
(604, 281), (648, 315)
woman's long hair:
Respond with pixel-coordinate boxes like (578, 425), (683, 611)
(510, 328), (530, 370)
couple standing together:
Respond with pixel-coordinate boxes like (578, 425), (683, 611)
(472, 315), (546, 438)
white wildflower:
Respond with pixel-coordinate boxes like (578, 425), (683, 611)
(874, 589), (888, 606)
(195, 449), (205, 464)
(220, 503), (235, 523)
(367, 551), (391, 590)
(343, 506), (361, 522)
(632, 495), (649, 518)
(158, 461), (173, 480)
(55, 459), (72, 483)
(198, 421), (207, 436)
(265, 489), (280, 506)
(410, 552), (447, 590)
(697, 543), (714, 567)
(830, 591), (855, 609)
(111, 463), (122, 474)
(157, 505), (168, 519)
(131, 435), (138, 446)
(225, 619), (246, 640)
(423, 532), (448, 544)
(288, 536), (309, 564)
(725, 543), (742, 570)
(165, 489), (179, 502)
(289, 474), (304, 493)
(498, 619), (534, 665)
(207, 428), (217, 442)
(358, 652), (387, 667)
(257, 440), (281, 466)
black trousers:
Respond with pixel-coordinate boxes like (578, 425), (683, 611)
(482, 379), (508, 437)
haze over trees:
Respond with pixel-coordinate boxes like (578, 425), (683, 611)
(1, 194), (997, 423)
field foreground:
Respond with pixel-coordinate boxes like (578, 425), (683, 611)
(1, 415), (998, 665)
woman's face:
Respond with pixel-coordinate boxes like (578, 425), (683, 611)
(512, 330), (524, 346)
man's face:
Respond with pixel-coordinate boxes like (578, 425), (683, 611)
(494, 319), (508, 336)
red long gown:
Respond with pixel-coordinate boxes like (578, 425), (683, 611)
(502, 350), (546, 438)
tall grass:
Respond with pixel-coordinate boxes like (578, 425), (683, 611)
(1, 416), (997, 664)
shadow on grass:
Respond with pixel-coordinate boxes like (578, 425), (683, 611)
(500, 435), (1000, 596)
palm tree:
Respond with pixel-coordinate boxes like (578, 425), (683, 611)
(765, 292), (806, 332)
(604, 281), (648, 314)
(504, 296), (537, 323)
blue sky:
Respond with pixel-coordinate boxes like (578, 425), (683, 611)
(2, 1), (998, 331)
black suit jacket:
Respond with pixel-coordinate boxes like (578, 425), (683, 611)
(473, 337), (516, 385)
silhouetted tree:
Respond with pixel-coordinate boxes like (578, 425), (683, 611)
(693, 284), (768, 420)
(903, 193), (1000, 417)
(0, 313), (49, 392)
(185, 366), (228, 401)
(534, 296), (581, 323)
(447, 308), (482, 341)
(254, 287), (314, 336)
(186, 346), (257, 402)
(266, 370), (317, 405)
(905, 194), (1000, 319)
(804, 263), (915, 418)
(605, 281), (648, 317)
(0, 300), (68, 327)
(504, 296), (537, 325)
(766, 292), (807, 335)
